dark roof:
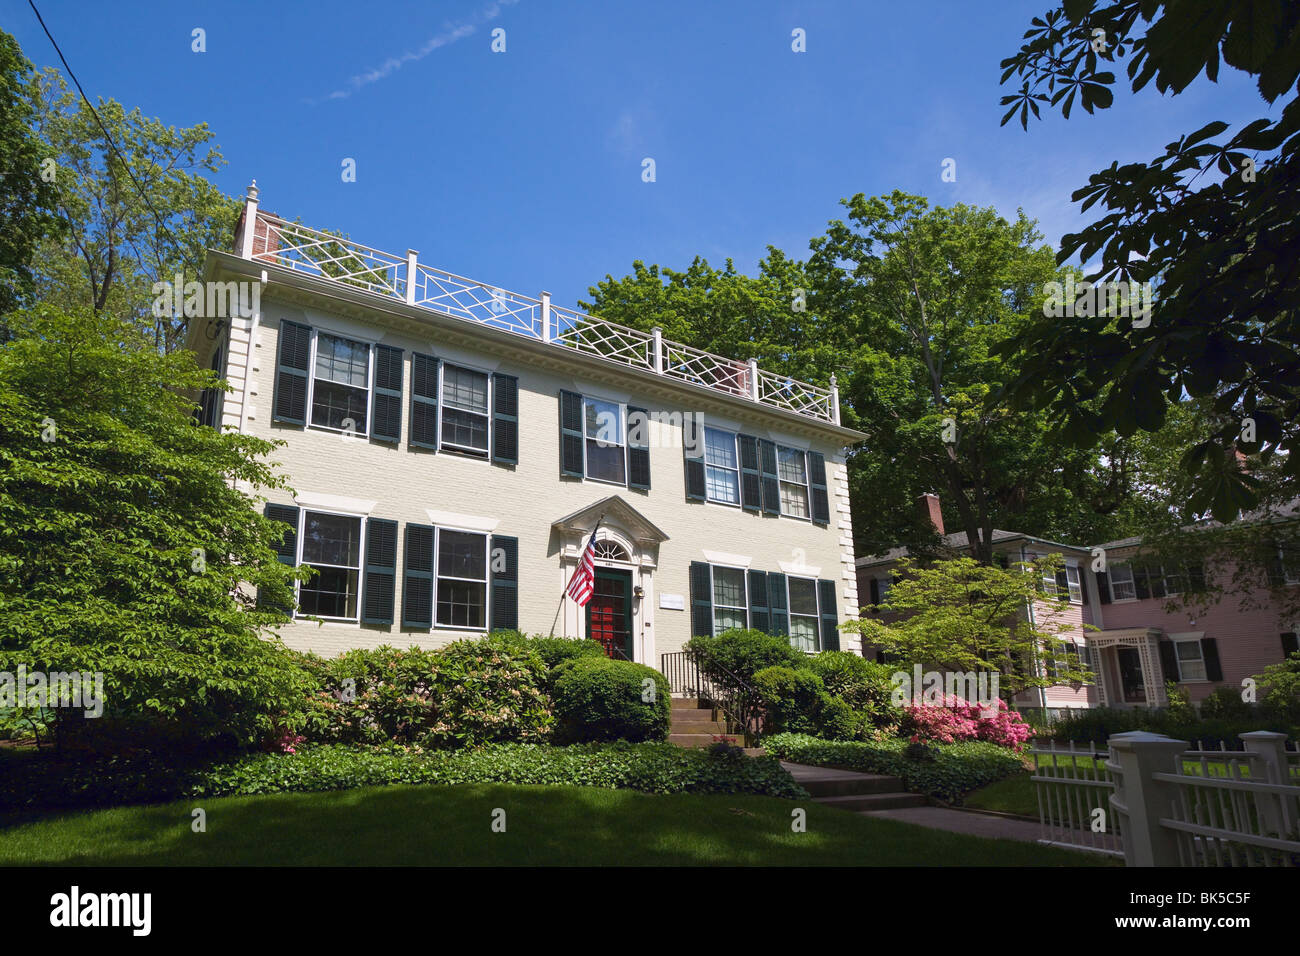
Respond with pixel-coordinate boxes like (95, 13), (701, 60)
(855, 529), (1087, 569)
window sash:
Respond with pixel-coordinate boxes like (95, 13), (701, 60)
(1109, 564), (1137, 601)
(787, 576), (820, 652)
(1065, 564), (1083, 603)
(1173, 639), (1206, 681)
(583, 398), (627, 485)
(295, 510), (365, 622)
(777, 446), (810, 518)
(440, 364), (491, 454)
(704, 428), (741, 505)
(435, 527), (488, 629)
(309, 333), (372, 435)
(711, 565), (748, 634)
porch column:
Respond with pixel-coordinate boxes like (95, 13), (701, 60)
(1142, 633), (1168, 707)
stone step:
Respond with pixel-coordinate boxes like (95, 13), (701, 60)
(668, 733), (739, 748)
(815, 792), (929, 811)
(796, 774), (908, 798)
(669, 711), (725, 726)
(670, 698), (713, 710)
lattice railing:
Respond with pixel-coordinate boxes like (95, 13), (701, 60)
(551, 304), (656, 371)
(662, 341), (752, 397)
(252, 214), (408, 299)
(412, 263), (541, 338)
(240, 207), (840, 424)
(757, 367), (835, 420)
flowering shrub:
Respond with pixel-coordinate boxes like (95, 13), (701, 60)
(902, 695), (1032, 751)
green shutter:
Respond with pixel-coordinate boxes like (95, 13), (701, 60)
(402, 524), (435, 628)
(759, 440), (780, 515)
(259, 503), (299, 612)
(689, 561), (713, 637)
(1281, 632), (1299, 658)
(768, 571), (789, 636)
(410, 353), (440, 450)
(272, 321), (311, 425)
(559, 390), (584, 477)
(490, 534), (519, 631)
(627, 406), (651, 490)
(683, 415), (706, 501)
(1158, 639), (1180, 683)
(738, 435), (761, 512)
(371, 345), (404, 443)
(817, 579), (839, 651)
(809, 451), (830, 525)
(747, 569), (770, 633)
(361, 518), (398, 624)
(492, 373), (518, 465)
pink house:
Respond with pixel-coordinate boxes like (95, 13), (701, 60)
(855, 495), (1299, 720)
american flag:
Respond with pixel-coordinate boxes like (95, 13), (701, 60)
(565, 523), (601, 607)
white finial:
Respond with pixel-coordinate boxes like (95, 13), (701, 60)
(246, 180), (259, 201)
(830, 372), (838, 387)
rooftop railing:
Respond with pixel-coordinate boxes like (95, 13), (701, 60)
(233, 183), (840, 425)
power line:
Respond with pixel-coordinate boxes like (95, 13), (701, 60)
(26, 0), (175, 273)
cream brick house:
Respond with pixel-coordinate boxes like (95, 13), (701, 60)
(186, 185), (864, 678)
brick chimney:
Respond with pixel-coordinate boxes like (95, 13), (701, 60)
(918, 493), (944, 536)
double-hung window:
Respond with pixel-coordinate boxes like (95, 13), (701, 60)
(584, 398), (626, 484)
(440, 364), (490, 455)
(297, 510), (364, 621)
(1108, 564), (1137, 601)
(788, 576), (820, 652)
(311, 333), (371, 434)
(777, 445), (810, 519)
(1064, 563), (1083, 603)
(1172, 638), (1207, 681)
(436, 528), (488, 628)
(711, 566), (748, 633)
(703, 427), (741, 505)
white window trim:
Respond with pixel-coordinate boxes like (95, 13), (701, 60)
(1064, 561), (1083, 604)
(710, 563), (749, 636)
(1168, 632), (1208, 683)
(702, 426), (743, 508)
(433, 524), (490, 632)
(1276, 545), (1299, 586)
(294, 509), (367, 624)
(306, 330), (374, 438)
(582, 396), (629, 488)
(786, 573), (821, 653)
(776, 445), (812, 521)
(438, 360), (493, 458)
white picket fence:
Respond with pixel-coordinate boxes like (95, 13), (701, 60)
(1033, 731), (1300, 866)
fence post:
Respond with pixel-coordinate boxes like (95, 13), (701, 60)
(1107, 731), (1188, 867)
(651, 326), (663, 374)
(540, 291), (552, 343)
(405, 250), (418, 305)
(1240, 730), (1291, 838)
(748, 358), (760, 401)
(830, 373), (841, 425)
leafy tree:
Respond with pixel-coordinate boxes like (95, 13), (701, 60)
(0, 30), (61, 317)
(808, 192), (1131, 561)
(996, 0), (1300, 524)
(844, 555), (1094, 701)
(28, 68), (239, 351)
(0, 306), (311, 752)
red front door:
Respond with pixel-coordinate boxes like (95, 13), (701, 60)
(586, 569), (632, 659)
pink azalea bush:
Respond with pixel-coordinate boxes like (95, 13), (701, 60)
(902, 695), (1032, 751)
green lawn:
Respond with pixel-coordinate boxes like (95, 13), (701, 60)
(0, 783), (1110, 866)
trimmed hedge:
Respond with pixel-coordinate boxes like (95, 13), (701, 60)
(763, 733), (1026, 803)
(1049, 705), (1298, 748)
(0, 741), (806, 811)
(550, 657), (671, 744)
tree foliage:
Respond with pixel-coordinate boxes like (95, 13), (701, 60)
(996, 0), (1300, 525)
(0, 307), (310, 751)
(844, 555), (1094, 699)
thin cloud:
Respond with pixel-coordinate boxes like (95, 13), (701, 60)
(313, 0), (519, 103)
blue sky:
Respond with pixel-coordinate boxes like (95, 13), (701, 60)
(4, 0), (1275, 312)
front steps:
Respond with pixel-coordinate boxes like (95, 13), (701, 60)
(780, 761), (929, 812)
(668, 698), (763, 755)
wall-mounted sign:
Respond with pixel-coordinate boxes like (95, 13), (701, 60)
(658, 593), (685, 610)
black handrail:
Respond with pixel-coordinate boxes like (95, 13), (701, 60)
(662, 647), (766, 747)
